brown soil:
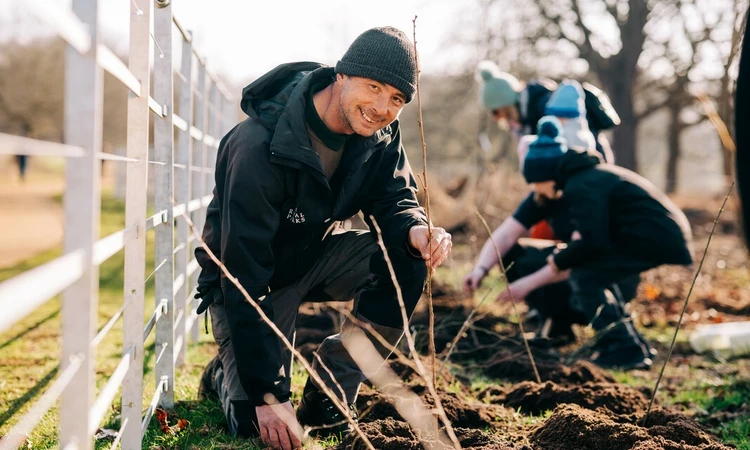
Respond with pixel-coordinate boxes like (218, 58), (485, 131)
(356, 384), (508, 430)
(485, 356), (616, 384)
(530, 404), (732, 450)
(334, 417), (524, 450)
(499, 381), (650, 415)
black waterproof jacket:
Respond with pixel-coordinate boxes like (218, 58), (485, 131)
(551, 150), (694, 271)
(195, 62), (427, 404)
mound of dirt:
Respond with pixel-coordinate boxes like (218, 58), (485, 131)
(334, 418), (523, 450)
(501, 381), (649, 415)
(385, 359), (467, 393)
(413, 308), (514, 361)
(530, 404), (732, 450)
(486, 356), (616, 384)
(356, 385), (508, 430)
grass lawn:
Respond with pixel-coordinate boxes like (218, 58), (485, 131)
(1, 196), (749, 449)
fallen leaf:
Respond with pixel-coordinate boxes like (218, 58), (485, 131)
(643, 283), (661, 301)
(176, 419), (190, 431)
(155, 407), (171, 434)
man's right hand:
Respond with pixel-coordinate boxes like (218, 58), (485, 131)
(462, 266), (488, 295)
(256, 401), (302, 450)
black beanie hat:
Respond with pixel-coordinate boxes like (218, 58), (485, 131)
(335, 26), (417, 103)
(523, 116), (568, 183)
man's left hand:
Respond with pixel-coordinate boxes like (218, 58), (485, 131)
(409, 225), (452, 271)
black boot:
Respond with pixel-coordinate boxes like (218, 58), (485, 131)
(296, 379), (357, 438)
(198, 355), (222, 401)
(590, 322), (652, 371)
(606, 286), (658, 357)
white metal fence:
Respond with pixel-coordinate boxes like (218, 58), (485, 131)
(0, 1), (234, 448)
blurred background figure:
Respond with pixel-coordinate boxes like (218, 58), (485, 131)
(15, 154), (28, 182)
(476, 60), (619, 163)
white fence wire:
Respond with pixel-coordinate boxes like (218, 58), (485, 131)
(0, 0), (234, 448)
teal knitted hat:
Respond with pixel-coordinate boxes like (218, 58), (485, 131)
(523, 116), (568, 183)
(476, 60), (521, 110)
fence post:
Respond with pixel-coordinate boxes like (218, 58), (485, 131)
(153, 0), (175, 409)
(174, 31), (194, 368)
(189, 62), (206, 342)
(207, 82), (218, 196)
(121, 0), (151, 448)
(60, 0), (102, 448)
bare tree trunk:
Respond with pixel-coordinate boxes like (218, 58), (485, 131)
(665, 103), (681, 194)
(599, 58), (641, 172)
(604, 71), (638, 171)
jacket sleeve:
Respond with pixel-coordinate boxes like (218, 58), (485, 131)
(363, 126), (427, 256)
(553, 183), (612, 270)
(210, 126), (290, 406)
(195, 191), (222, 288)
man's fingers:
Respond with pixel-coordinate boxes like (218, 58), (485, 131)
(287, 427), (302, 449)
(276, 427), (293, 450)
(260, 426), (271, 448)
(269, 428), (282, 450)
(430, 238), (452, 268)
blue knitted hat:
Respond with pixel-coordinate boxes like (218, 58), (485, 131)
(523, 116), (568, 183)
(545, 80), (586, 118)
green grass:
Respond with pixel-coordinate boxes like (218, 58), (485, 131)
(2, 199), (749, 449)
(653, 374), (750, 449)
(0, 196), (344, 449)
(716, 418), (750, 450)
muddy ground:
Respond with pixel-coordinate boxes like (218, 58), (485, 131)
(291, 196), (748, 450)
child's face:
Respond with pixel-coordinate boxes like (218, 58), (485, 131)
(491, 106), (521, 132)
(531, 181), (559, 201)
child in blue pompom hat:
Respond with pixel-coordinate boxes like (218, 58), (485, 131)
(522, 116), (569, 184)
(465, 115), (694, 371)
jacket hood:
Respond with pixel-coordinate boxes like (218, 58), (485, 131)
(239, 61), (398, 181)
(240, 62), (326, 129)
(556, 148), (602, 185)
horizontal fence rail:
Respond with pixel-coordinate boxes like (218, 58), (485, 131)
(0, 1), (235, 449)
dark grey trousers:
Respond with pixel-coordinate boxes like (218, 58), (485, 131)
(208, 229), (426, 436)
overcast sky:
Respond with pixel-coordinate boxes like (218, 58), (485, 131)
(7, 0), (471, 87)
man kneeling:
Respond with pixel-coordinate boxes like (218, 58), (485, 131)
(194, 27), (452, 450)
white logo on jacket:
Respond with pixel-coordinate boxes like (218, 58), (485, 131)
(286, 208), (305, 224)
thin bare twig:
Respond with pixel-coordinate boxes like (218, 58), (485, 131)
(175, 207), (375, 450)
(312, 352), (347, 405)
(642, 183), (734, 426)
(412, 14), (437, 398)
(343, 329), (450, 450)
(342, 311), (419, 373)
(473, 208), (542, 383)
(696, 92), (737, 153)
(370, 216), (461, 449)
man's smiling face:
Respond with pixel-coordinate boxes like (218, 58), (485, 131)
(336, 75), (406, 137)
